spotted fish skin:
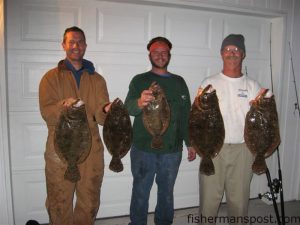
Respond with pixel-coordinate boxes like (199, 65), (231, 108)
(54, 100), (92, 183)
(103, 98), (132, 172)
(189, 84), (225, 176)
(244, 89), (280, 175)
(142, 82), (170, 149)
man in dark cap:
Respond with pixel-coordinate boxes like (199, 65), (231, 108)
(124, 36), (196, 225)
(197, 34), (262, 225)
(220, 34), (246, 53)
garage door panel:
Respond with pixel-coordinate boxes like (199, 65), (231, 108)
(222, 15), (269, 58)
(91, 2), (159, 53)
(170, 55), (222, 98)
(9, 112), (46, 171)
(99, 173), (132, 217)
(95, 62), (149, 101)
(174, 165), (199, 207)
(7, 51), (63, 112)
(7, 1), (82, 50)
(12, 171), (48, 225)
(166, 13), (212, 49)
(21, 4), (80, 43)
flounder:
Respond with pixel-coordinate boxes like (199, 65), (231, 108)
(244, 89), (280, 175)
(54, 99), (92, 183)
(189, 84), (225, 176)
(103, 98), (133, 172)
(143, 81), (170, 149)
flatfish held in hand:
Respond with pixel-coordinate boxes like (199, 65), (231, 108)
(54, 99), (92, 183)
(244, 89), (280, 175)
(143, 81), (170, 149)
(189, 84), (225, 176)
(103, 98), (132, 172)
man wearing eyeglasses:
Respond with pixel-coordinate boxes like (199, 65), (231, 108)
(198, 34), (261, 225)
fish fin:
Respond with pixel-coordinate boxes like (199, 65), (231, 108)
(151, 136), (163, 149)
(200, 156), (215, 176)
(252, 154), (267, 175)
(64, 164), (81, 183)
(109, 156), (123, 172)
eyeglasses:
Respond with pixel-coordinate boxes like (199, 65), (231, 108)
(222, 47), (241, 53)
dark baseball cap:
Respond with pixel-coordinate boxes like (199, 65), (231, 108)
(221, 34), (245, 53)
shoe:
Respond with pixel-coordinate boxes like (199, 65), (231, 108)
(25, 220), (40, 225)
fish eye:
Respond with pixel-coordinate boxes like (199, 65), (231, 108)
(201, 95), (208, 102)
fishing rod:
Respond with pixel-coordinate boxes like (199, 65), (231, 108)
(288, 42), (300, 118)
(258, 23), (285, 225)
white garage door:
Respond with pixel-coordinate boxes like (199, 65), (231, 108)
(6, 0), (273, 224)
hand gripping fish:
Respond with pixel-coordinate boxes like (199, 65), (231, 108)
(244, 89), (281, 175)
(103, 98), (133, 172)
(143, 82), (170, 149)
(189, 85), (225, 176)
(54, 99), (92, 183)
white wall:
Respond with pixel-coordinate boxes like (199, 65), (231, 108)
(0, 0), (14, 224)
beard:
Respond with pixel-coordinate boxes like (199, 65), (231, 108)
(149, 56), (170, 69)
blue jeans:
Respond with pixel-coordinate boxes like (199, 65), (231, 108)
(128, 146), (182, 225)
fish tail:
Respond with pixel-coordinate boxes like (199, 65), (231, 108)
(109, 156), (123, 172)
(64, 164), (81, 183)
(252, 154), (267, 175)
(151, 136), (163, 149)
(200, 156), (215, 176)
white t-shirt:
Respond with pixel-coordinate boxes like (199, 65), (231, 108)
(201, 72), (261, 144)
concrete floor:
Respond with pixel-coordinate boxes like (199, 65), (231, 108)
(95, 199), (300, 225)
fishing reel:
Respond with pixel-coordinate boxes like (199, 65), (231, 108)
(258, 177), (281, 201)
